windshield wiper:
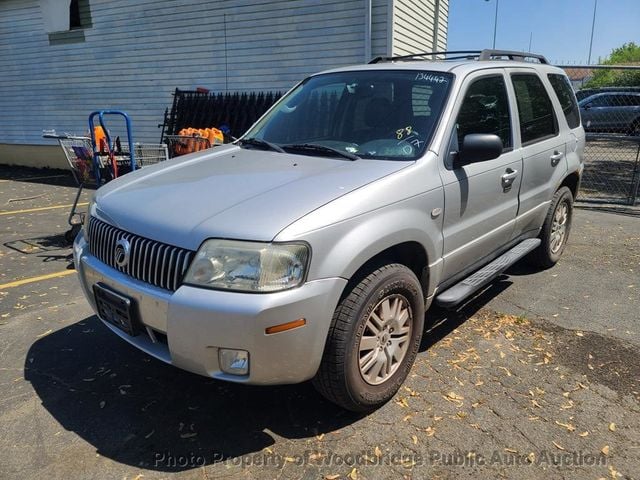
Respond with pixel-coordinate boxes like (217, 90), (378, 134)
(238, 137), (285, 153)
(282, 143), (360, 161)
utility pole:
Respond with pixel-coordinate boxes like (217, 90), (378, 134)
(587, 0), (598, 64)
(492, 0), (499, 48)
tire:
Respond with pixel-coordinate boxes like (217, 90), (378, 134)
(529, 186), (573, 269)
(313, 264), (425, 412)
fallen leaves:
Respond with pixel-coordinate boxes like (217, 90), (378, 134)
(601, 445), (610, 456)
(555, 420), (576, 432)
(609, 423), (616, 432)
(35, 329), (52, 338)
(444, 391), (463, 401)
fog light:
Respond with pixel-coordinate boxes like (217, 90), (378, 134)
(219, 349), (249, 375)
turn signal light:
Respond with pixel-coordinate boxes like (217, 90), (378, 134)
(265, 318), (306, 335)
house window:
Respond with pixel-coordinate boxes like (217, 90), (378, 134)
(69, 0), (91, 30)
(43, 0), (91, 44)
(70, 0), (81, 29)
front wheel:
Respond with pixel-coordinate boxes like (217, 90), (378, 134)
(313, 264), (425, 412)
(529, 186), (573, 269)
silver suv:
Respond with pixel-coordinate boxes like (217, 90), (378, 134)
(73, 49), (584, 411)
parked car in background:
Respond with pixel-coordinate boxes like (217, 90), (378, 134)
(74, 49), (584, 412)
(579, 92), (640, 136)
(575, 86), (640, 102)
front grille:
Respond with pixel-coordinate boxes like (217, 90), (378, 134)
(88, 217), (195, 291)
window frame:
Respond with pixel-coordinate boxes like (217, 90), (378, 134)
(510, 72), (560, 147)
(444, 71), (515, 170)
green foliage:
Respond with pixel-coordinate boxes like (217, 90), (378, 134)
(584, 42), (640, 88)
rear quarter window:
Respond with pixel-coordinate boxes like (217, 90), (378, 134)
(547, 73), (581, 129)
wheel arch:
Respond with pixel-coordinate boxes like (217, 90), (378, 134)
(559, 170), (581, 200)
(341, 241), (431, 301)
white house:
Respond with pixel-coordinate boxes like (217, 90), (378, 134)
(0, 0), (448, 168)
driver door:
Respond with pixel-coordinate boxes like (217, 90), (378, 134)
(438, 70), (522, 281)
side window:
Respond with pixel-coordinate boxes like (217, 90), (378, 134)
(547, 74), (581, 129)
(512, 73), (559, 145)
(454, 75), (512, 150)
(588, 95), (609, 107)
(615, 95), (637, 107)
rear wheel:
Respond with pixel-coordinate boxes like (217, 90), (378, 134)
(313, 264), (425, 412)
(529, 186), (573, 268)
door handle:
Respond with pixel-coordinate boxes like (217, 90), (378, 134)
(550, 151), (564, 166)
(501, 168), (518, 191)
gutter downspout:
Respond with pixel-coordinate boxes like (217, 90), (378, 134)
(386, 0), (394, 56)
(364, 0), (372, 62)
(432, 0), (441, 51)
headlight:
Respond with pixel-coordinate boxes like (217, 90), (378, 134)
(183, 240), (310, 292)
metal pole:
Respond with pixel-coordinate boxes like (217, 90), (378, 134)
(528, 32), (532, 52)
(492, 0), (499, 48)
(587, 0), (597, 64)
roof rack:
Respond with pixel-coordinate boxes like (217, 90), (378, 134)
(369, 49), (548, 65)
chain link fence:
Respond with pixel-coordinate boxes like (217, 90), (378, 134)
(561, 66), (640, 205)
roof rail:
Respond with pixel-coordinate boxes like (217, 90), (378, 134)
(479, 49), (548, 64)
(369, 50), (482, 64)
(369, 49), (548, 65)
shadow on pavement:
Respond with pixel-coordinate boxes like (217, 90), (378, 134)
(24, 315), (364, 472)
(24, 276), (515, 472)
(420, 276), (513, 351)
(0, 165), (77, 188)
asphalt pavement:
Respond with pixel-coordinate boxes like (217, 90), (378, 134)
(0, 166), (638, 480)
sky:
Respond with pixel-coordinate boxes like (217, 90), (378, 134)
(447, 0), (640, 65)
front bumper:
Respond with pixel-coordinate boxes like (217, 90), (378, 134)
(73, 234), (347, 385)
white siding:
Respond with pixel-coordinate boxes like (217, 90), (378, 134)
(0, 0), (368, 145)
(371, 0), (390, 58)
(392, 0), (448, 56)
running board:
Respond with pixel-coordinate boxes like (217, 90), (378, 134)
(435, 238), (541, 308)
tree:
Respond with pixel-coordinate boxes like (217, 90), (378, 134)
(584, 42), (640, 88)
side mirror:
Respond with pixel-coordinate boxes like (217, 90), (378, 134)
(454, 134), (503, 168)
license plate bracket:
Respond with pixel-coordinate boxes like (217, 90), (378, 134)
(93, 283), (140, 336)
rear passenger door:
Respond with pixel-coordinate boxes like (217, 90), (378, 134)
(508, 70), (568, 238)
(438, 70), (522, 281)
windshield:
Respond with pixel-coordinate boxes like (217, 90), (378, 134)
(243, 70), (453, 160)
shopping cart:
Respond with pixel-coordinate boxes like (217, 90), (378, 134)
(44, 110), (169, 242)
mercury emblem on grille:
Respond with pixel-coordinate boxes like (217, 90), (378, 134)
(114, 238), (131, 268)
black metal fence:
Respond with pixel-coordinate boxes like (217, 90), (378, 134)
(561, 66), (640, 205)
(159, 89), (283, 141)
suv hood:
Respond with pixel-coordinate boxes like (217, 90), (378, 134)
(94, 145), (410, 250)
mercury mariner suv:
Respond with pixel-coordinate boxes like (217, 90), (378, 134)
(74, 50), (585, 411)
